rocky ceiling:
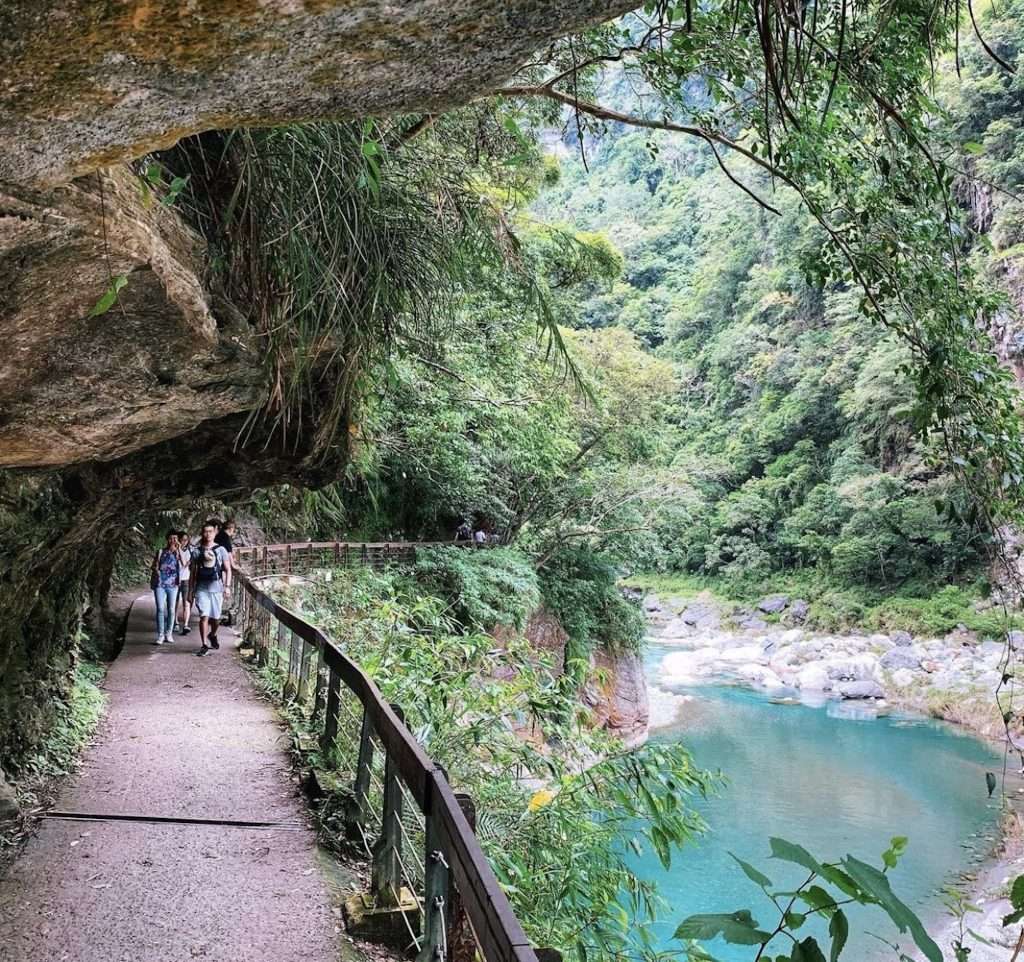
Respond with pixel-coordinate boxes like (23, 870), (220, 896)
(0, 0), (633, 470)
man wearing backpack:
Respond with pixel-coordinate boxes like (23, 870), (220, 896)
(189, 519), (233, 657)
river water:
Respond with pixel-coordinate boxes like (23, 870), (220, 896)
(627, 642), (1005, 960)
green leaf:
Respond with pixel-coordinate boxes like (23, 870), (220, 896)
(88, 274), (128, 317)
(829, 909), (849, 962)
(791, 936), (827, 962)
(842, 855), (942, 962)
(770, 837), (824, 875)
(799, 885), (837, 916)
(785, 911), (807, 930)
(729, 852), (773, 889)
(882, 836), (908, 870)
(673, 911), (772, 945)
(1010, 875), (1024, 912)
(963, 141), (985, 155)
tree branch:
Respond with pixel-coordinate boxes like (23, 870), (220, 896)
(494, 84), (784, 215)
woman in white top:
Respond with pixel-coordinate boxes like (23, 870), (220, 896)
(175, 531), (196, 634)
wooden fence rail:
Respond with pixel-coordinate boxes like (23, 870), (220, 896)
(233, 541), (544, 962)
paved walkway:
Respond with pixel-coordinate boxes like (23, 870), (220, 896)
(0, 594), (362, 962)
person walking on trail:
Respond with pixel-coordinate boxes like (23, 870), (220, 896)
(151, 531), (181, 645)
(175, 531), (197, 635)
(190, 520), (232, 657)
(215, 518), (236, 555)
(214, 519), (236, 627)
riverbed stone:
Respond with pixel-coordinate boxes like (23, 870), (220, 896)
(890, 668), (917, 688)
(880, 647), (923, 671)
(836, 679), (885, 699)
(784, 599), (810, 624)
(739, 616), (768, 630)
(892, 630), (914, 647)
(757, 594), (790, 614)
(825, 654), (879, 681)
(796, 664), (832, 691)
(736, 664), (786, 690)
(680, 603), (720, 630)
(643, 594), (663, 613)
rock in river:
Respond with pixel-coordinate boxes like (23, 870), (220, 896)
(836, 679), (886, 700)
(880, 647), (923, 671)
(757, 594), (790, 614)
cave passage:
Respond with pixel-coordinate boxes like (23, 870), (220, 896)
(0, 595), (359, 962)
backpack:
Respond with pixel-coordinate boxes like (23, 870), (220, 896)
(195, 546), (223, 586)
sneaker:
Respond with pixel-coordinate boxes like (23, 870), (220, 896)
(209, 635), (220, 650)
(196, 645), (210, 657)
(181, 625), (192, 635)
(163, 635), (175, 644)
(152, 638), (164, 646)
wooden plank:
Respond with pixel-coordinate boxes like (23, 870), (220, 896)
(431, 771), (537, 962)
(320, 668), (341, 755)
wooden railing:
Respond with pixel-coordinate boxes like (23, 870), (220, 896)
(235, 540), (472, 577)
(233, 541), (544, 962)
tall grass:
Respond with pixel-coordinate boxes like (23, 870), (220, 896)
(165, 121), (579, 462)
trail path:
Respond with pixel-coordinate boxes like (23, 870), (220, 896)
(0, 594), (362, 962)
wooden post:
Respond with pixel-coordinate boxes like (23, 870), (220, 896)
(312, 651), (326, 719)
(297, 638), (312, 703)
(370, 706), (403, 906)
(417, 779), (450, 962)
(285, 543), (292, 575)
(449, 793), (478, 962)
(345, 708), (375, 842)
(320, 668), (341, 757)
(274, 620), (286, 673)
(284, 629), (301, 700)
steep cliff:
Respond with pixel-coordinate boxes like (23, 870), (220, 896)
(495, 608), (649, 748)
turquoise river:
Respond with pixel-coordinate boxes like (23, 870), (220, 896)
(628, 642), (1005, 960)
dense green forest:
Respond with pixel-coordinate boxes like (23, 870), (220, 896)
(239, 1), (1024, 635)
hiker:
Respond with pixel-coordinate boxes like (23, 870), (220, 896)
(455, 520), (472, 541)
(215, 518), (236, 555)
(151, 531), (181, 645)
(473, 527), (487, 545)
(175, 531), (196, 635)
(189, 519), (232, 657)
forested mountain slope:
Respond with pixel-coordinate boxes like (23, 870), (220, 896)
(530, 7), (1024, 614)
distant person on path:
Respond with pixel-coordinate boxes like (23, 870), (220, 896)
(190, 520), (232, 657)
(455, 520), (472, 541)
(473, 527), (487, 545)
(215, 518), (236, 555)
(215, 519), (236, 627)
(175, 531), (197, 635)
(151, 531), (181, 645)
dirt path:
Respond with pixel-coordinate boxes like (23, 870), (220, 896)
(0, 593), (364, 962)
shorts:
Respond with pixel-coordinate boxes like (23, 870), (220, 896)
(194, 589), (224, 620)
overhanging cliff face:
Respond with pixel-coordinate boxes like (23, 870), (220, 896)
(0, 0), (633, 187)
(1, 167), (261, 468)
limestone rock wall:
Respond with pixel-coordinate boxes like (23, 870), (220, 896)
(1, 166), (261, 468)
(0, 0), (633, 186)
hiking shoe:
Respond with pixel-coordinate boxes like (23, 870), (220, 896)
(209, 635), (220, 650)
(196, 645), (210, 657)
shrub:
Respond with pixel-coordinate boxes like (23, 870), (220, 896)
(413, 546), (540, 630)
